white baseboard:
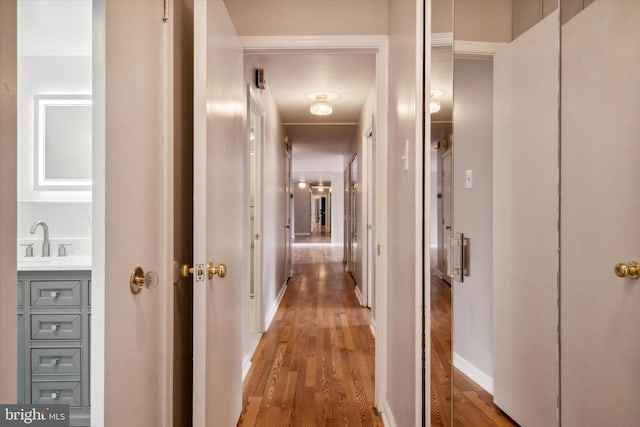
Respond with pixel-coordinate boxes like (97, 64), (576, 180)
(381, 399), (398, 427)
(354, 285), (364, 306)
(242, 353), (252, 381)
(264, 282), (288, 330)
(453, 351), (494, 394)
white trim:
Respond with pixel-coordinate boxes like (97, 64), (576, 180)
(239, 35), (388, 52)
(160, 2), (174, 425)
(292, 242), (341, 248)
(264, 283), (288, 330)
(453, 352), (494, 395)
(239, 33), (389, 418)
(415, 0), (426, 425)
(381, 399), (398, 427)
(90, 1), (105, 425)
(242, 353), (252, 381)
(294, 232), (311, 236)
(354, 284), (364, 306)
(432, 32), (453, 47)
(454, 40), (508, 59)
(369, 317), (376, 338)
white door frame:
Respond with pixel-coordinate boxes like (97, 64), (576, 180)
(364, 126), (374, 309)
(247, 85), (264, 337)
(239, 35), (390, 411)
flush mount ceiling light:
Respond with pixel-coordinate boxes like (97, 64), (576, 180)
(430, 89), (444, 114)
(310, 94), (332, 116)
(298, 181), (307, 189)
(307, 92), (338, 116)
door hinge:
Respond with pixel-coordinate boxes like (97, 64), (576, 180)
(377, 244), (381, 256)
(162, 0), (169, 22)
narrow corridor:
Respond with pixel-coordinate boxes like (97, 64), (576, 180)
(238, 246), (382, 426)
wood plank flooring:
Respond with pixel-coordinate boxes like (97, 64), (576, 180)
(430, 274), (519, 426)
(238, 246), (382, 426)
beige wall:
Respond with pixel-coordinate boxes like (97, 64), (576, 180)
(455, 0), (512, 42)
(452, 57), (494, 388)
(386, 0), (422, 425)
(0, 0), (18, 403)
(224, 0), (388, 35)
(432, 0), (453, 33)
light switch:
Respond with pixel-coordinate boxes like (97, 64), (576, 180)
(465, 169), (473, 188)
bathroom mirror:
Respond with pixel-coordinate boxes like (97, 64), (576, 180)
(434, 0), (561, 425)
(34, 94), (92, 190)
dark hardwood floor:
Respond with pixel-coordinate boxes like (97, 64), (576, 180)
(238, 245), (382, 426)
(431, 274), (519, 427)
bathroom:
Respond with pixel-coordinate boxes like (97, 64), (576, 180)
(16, 1), (92, 425)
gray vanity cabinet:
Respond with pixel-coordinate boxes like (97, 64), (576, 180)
(17, 270), (91, 427)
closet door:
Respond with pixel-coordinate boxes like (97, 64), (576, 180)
(561, 1), (640, 424)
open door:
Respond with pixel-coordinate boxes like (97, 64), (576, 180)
(192, 0), (244, 425)
(98, 2), (174, 426)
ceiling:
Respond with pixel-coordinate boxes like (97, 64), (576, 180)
(252, 51), (376, 180)
(430, 46), (454, 123)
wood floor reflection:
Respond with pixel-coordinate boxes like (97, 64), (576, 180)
(238, 245), (382, 426)
(431, 274), (519, 426)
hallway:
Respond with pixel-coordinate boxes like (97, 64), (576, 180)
(238, 246), (382, 426)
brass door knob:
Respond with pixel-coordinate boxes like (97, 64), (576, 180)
(207, 262), (227, 279)
(180, 264), (195, 278)
(614, 261), (639, 279)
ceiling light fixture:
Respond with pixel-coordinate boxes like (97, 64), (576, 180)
(298, 181), (307, 189)
(310, 94), (332, 116)
(430, 89), (444, 114)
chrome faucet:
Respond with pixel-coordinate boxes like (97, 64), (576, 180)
(30, 221), (50, 257)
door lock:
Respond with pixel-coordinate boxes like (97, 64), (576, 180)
(207, 262), (227, 279)
(180, 263), (205, 281)
(129, 266), (159, 295)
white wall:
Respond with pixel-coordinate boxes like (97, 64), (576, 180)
(452, 57), (494, 389)
(386, 0), (423, 425)
(492, 10), (559, 426)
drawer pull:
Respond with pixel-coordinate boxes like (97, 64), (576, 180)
(50, 290), (60, 299)
(50, 323), (59, 331)
(51, 391), (60, 399)
(51, 357), (59, 366)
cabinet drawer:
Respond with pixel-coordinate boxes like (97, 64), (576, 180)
(31, 314), (81, 340)
(31, 347), (81, 375)
(31, 380), (81, 407)
(30, 280), (81, 307)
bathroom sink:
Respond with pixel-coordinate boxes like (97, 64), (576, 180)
(18, 255), (92, 271)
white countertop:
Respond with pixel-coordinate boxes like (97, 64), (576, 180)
(18, 255), (92, 271)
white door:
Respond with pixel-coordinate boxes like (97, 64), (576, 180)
(99, 2), (173, 425)
(561, 1), (640, 424)
(192, 1), (244, 426)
